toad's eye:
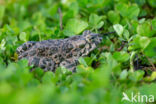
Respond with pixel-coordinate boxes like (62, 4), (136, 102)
(86, 35), (95, 42)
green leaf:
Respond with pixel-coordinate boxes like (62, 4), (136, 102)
(128, 35), (141, 50)
(42, 71), (55, 84)
(151, 72), (156, 80)
(32, 68), (44, 79)
(120, 70), (128, 80)
(129, 70), (145, 82)
(123, 29), (130, 40)
(107, 10), (120, 24)
(139, 36), (151, 50)
(78, 57), (88, 67)
(19, 32), (27, 42)
(137, 21), (154, 37)
(113, 24), (124, 37)
(131, 20), (139, 33)
(80, 57), (94, 66)
(144, 37), (156, 57)
(64, 19), (88, 36)
(116, 3), (128, 18)
(127, 4), (140, 19)
(89, 13), (104, 30)
(63, 29), (75, 37)
(134, 0), (146, 6)
(113, 51), (130, 62)
(89, 14), (101, 26)
(148, 0), (156, 8)
(96, 21), (104, 29)
(0, 39), (6, 51)
(116, 3), (140, 19)
(151, 18), (156, 32)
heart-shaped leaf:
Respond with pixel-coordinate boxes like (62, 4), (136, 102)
(113, 24), (124, 37)
(64, 19), (88, 36)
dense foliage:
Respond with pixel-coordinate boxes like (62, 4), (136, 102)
(0, 0), (156, 104)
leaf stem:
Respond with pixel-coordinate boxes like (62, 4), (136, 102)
(130, 51), (136, 72)
(58, 8), (63, 30)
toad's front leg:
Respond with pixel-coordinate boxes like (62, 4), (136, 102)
(59, 58), (79, 72)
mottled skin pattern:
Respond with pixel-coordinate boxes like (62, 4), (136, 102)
(16, 30), (103, 72)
